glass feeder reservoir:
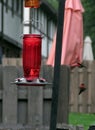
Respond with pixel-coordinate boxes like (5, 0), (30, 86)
(23, 34), (42, 81)
(13, 33), (50, 86)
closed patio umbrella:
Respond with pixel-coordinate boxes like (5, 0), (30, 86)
(83, 36), (94, 61)
(47, 0), (84, 68)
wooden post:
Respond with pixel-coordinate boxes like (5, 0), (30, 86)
(57, 66), (70, 124)
(28, 87), (43, 126)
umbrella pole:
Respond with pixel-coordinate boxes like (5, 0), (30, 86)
(50, 0), (66, 130)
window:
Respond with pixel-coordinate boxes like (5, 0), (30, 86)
(6, 0), (8, 12)
(16, 0), (19, 12)
(11, 0), (14, 16)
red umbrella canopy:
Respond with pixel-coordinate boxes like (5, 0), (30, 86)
(47, 0), (84, 68)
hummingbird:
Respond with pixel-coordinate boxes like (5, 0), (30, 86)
(79, 83), (86, 95)
(77, 62), (87, 68)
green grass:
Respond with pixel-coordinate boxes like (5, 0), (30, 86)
(69, 113), (95, 130)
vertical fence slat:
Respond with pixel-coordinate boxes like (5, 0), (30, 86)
(87, 61), (93, 113)
(2, 66), (18, 124)
(70, 67), (79, 112)
(69, 69), (74, 112)
(0, 66), (3, 90)
(82, 67), (88, 113)
(42, 65), (53, 85)
(90, 61), (95, 113)
(78, 66), (88, 113)
(2, 58), (22, 66)
(0, 66), (2, 123)
(28, 87), (43, 126)
(2, 58), (8, 66)
(43, 65), (53, 126)
(78, 69), (84, 112)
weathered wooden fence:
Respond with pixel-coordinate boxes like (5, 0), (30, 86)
(0, 58), (72, 129)
(0, 58), (95, 130)
(70, 60), (95, 113)
(2, 58), (95, 114)
(0, 65), (51, 125)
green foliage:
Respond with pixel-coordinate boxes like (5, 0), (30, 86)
(69, 112), (95, 130)
(82, 0), (95, 58)
(47, 0), (58, 10)
(47, 0), (95, 57)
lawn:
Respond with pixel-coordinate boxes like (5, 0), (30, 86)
(69, 113), (95, 130)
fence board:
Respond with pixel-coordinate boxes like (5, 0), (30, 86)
(2, 58), (22, 66)
(42, 65), (53, 126)
(0, 59), (95, 127)
(0, 66), (3, 123)
(78, 69), (84, 112)
(69, 70), (74, 112)
(28, 87), (43, 126)
(2, 66), (18, 124)
(90, 61), (95, 113)
(0, 66), (3, 89)
(70, 67), (79, 112)
(42, 65), (53, 87)
(87, 62), (93, 113)
(82, 67), (88, 113)
(18, 99), (28, 124)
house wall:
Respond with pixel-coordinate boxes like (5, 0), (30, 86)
(0, 1), (57, 59)
(0, 0), (23, 58)
(23, 6), (56, 58)
(0, 2), (1, 32)
(3, 0), (23, 43)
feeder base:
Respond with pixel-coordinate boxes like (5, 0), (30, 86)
(12, 77), (52, 86)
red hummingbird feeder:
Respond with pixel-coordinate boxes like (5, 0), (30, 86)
(13, 33), (50, 86)
(12, 19), (51, 86)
